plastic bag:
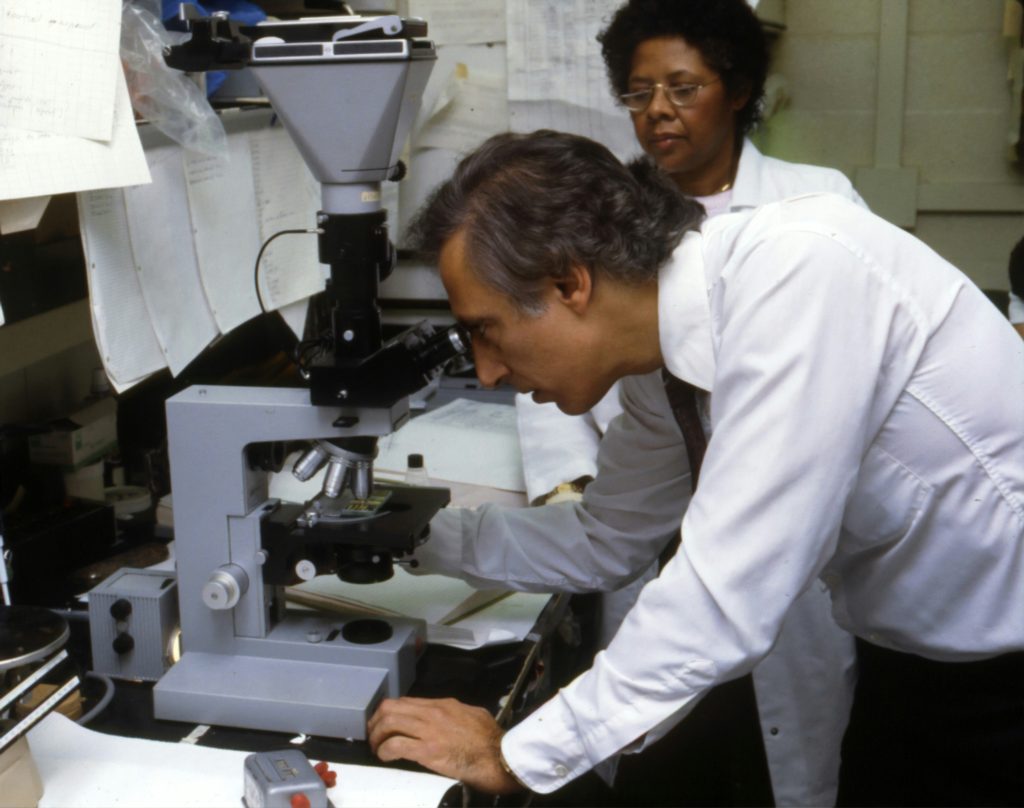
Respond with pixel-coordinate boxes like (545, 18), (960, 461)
(120, 0), (227, 157)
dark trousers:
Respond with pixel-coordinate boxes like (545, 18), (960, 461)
(837, 638), (1024, 807)
(534, 673), (774, 807)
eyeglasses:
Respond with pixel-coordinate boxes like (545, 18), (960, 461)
(618, 78), (721, 113)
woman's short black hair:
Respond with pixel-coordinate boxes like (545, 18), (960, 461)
(598, 0), (770, 136)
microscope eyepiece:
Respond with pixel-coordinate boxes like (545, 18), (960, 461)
(412, 324), (470, 375)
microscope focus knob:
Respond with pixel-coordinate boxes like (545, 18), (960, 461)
(202, 564), (249, 610)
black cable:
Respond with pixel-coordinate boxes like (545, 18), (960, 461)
(253, 228), (321, 313)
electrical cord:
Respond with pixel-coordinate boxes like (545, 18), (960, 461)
(253, 228), (322, 313)
(76, 671), (115, 726)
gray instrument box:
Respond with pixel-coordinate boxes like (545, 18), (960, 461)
(243, 750), (328, 808)
(88, 567), (178, 681)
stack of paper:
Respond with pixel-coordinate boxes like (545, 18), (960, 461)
(77, 113), (326, 391)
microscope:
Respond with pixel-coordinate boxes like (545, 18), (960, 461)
(151, 8), (467, 740)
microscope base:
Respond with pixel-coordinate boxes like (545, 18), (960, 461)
(154, 615), (420, 740)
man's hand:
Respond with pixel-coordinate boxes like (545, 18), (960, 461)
(367, 697), (526, 795)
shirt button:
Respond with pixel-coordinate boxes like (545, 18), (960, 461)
(554, 764), (569, 778)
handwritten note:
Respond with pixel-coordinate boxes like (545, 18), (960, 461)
(0, 67), (150, 202)
(0, 0), (120, 141)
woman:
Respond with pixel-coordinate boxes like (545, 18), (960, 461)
(515, 1), (865, 805)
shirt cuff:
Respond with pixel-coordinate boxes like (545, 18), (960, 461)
(501, 693), (594, 794)
(409, 507), (467, 577)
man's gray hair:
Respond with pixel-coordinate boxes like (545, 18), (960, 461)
(406, 130), (705, 314)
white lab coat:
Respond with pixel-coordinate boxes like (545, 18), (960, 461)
(514, 140), (865, 806)
(1010, 290), (1024, 324)
(420, 194), (1024, 796)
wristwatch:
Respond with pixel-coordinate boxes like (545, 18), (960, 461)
(498, 745), (529, 791)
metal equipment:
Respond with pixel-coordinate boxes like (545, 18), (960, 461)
(88, 568), (179, 682)
(152, 8), (469, 740)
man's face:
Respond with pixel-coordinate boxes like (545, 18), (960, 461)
(627, 36), (746, 188)
(439, 230), (610, 415)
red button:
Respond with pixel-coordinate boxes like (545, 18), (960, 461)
(290, 793), (311, 808)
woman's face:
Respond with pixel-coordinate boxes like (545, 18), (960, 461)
(626, 36), (748, 194)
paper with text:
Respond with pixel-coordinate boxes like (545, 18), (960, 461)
(183, 137), (263, 333)
(249, 126), (325, 310)
(506, 0), (638, 159)
(0, 0), (120, 140)
(0, 68), (150, 202)
(77, 187), (166, 391)
(124, 144), (218, 375)
(409, 0), (505, 45)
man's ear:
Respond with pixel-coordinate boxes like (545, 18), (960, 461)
(553, 264), (593, 314)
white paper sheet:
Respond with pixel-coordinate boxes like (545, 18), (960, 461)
(183, 136), (263, 333)
(376, 398), (526, 492)
(249, 125), (325, 310)
(505, 0), (638, 159)
(0, 0), (120, 140)
(0, 195), (49, 234)
(408, 0), (506, 45)
(29, 713), (456, 808)
(416, 65), (509, 153)
(0, 67), (150, 202)
(78, 187), (166, 391)
(290, 567), (549, 650)
(124, 143), (218, 375)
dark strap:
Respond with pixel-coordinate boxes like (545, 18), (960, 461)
(659, 369), (708, 570)
(661, 369), (708, 494)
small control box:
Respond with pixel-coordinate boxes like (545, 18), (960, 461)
(88, 567), (178, 681)
(243, 750), (332, 808)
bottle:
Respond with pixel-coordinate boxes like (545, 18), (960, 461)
(404, 453), (430, 486)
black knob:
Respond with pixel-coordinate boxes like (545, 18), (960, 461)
(110, 598), (132, 620)
(112, 632), (135, 655)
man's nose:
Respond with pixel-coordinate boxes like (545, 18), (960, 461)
(472, 344), (509, 389)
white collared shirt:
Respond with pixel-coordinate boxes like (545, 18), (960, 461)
(415, 193), (1024, 794)
(511, 140), (865, 805)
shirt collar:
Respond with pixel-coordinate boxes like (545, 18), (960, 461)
(727, 138), (763, 211)
(658, 230), (715, 391)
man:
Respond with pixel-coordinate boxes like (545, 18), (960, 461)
(368, 130), (1024, 806)
(518, 3), (863, 802)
